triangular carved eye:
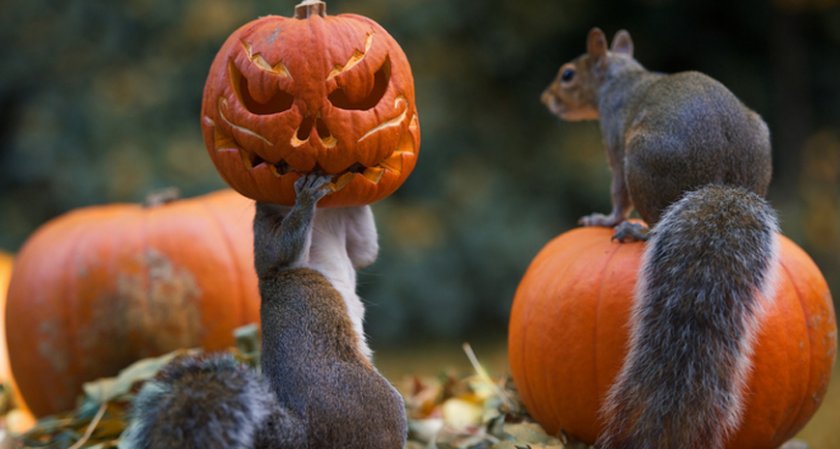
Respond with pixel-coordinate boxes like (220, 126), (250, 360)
(328, 57), (390, 111)
(229, 60), (294, 115)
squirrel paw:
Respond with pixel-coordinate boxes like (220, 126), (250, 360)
(294, 174), (332, 205)
(612, 221), (649, 242)
(579, 212), (623, 228)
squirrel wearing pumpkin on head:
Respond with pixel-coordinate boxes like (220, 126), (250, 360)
(542, 28), (778, 449)
(120, 175), (407, 449)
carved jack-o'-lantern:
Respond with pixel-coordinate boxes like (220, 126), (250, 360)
(201, 0), (420, 206)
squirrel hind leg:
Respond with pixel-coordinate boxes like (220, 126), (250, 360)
(122, 355), (278, 449)
(612, 221), (649, 242)
(254, 404), (307, 449)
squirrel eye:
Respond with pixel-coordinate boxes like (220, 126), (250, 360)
(561, 68), (575, 83)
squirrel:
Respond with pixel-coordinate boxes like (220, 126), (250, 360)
(120, 174), (407, 449)
(541, 28), (779, 449)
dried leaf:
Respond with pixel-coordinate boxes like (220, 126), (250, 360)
(502, 422), (562, 445)
(442, 398), (484, 428)
(82, 349), (194, 404)
(404, 376), (445, 419)
(408, 417), (444, 443)
(234, 323), (261, 368)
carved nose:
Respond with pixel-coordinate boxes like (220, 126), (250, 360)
(295, 116), (314, 141)
(295, 116), (336, 147)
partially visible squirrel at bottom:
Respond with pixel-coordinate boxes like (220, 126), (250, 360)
(120, 175), (407, 449)
(542, 29), (779, 449)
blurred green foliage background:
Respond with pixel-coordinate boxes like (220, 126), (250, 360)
(1, 0), (839, 345)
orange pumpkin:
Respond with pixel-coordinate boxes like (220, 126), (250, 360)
(202, 0), (420, 207)
(6, 190), (260, 417)
(508, 226), (836, 449)
(0, 252), (37, 432)
(0, 252), (13, 380)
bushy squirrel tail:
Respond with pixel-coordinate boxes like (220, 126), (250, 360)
(597, 185), (779, 449)
(120, 354), (287, 449)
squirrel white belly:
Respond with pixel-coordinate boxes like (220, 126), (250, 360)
(542, 28), (778, 449)
(120, 175), (406, 449)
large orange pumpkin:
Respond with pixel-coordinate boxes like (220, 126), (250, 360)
(6, 190), (260, 417)
(508, 226), (836, 449)
(202, 0), (420, 207)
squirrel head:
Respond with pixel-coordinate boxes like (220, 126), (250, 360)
(541, 27), (635, 121)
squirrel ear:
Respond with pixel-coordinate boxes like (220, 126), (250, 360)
(587, 27), (608, 60)
(611, 30), (634, 56)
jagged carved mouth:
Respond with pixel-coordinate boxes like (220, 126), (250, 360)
(206, 108), (418, 191)
(249, 154), (392, 190)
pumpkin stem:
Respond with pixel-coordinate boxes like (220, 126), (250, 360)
(144, 187), (181, 208)
(294, 0), (327, 19)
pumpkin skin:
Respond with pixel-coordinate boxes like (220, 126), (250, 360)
(0, 252), (13, 380)
(508, 226), (837, 449)
(5, 190), (260, 417)
(201, 1), (420, 207)
(0, 252), (37, 432)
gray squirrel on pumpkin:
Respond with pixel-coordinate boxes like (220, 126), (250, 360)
(542, 28), (778, 449)
(120, 174), (407, 449)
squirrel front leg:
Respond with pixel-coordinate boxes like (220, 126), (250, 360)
(580, 167), (650, 242)
(579, 153), (633, 228)
(254, 175), (331, 277)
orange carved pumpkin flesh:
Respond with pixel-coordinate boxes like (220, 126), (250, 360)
(202, 7), (420, 207)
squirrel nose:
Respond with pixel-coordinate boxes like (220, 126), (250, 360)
(540, 90), (553, 106)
